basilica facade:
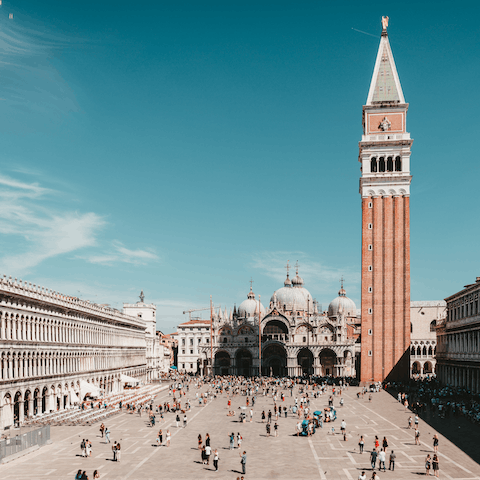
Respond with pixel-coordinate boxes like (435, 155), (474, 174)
(199, 267), (360, 378)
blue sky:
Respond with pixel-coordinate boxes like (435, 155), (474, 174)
(0, 1), (479, 333)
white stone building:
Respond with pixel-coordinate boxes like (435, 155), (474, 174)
(436, 277), (480, 393)
(172, 319), (211, 373)
(409, 301), (446, 378)
(0, 277), (162, 430)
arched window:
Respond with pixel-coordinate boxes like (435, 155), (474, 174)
(430, 320), (436, 332)
(410, 323), (413, 333)
(245, 337), (248, 343)
(223, 337), (228, 343)
(416, 346), (421, 356)
(410, 346), (415, 356)
(387, 156), (393, 171)
(395, 156), (402, 171)
(371, 157), (377, 172)
(379, 157), (385, 172)
(422, 346), (427, 356)
(428, 346), (433, 356)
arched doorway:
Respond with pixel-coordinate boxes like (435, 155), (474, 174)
(412, 361), (421, 375)
(236, 349), (253, 377)
(320, 349), (336, 377)
(214, 351), (231, 376)
(262, 344), (287, 377)
(33, 388), (40, 415)
(24, 390), (31, 418)
(14, 391), (22, 425)
(41, 386), (48, 413)
(297, 348), (314, 376)
(423, 361), (433, 375)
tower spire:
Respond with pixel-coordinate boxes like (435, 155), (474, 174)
(366, 18), (405, 106)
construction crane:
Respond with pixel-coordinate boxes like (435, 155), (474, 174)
(183, 306), (221, 321)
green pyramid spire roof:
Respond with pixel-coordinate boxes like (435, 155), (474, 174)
(366, 30), (405, 105)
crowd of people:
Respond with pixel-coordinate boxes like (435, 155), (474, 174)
(66, 372), (455, 479)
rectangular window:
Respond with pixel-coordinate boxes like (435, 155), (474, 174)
(190, 349), (193, 354)
(182, 349), (185, 354)
(190, 363), (193, 369)
(182, 363), (185, 369)
(182, 338), (185, 346)
(190, 338), (193, 345)
(206, 338), (209, 343)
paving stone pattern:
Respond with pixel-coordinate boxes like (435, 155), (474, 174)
(1, 385), (479, 480)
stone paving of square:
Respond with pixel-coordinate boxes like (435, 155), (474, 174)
(1, 383), (479, 480)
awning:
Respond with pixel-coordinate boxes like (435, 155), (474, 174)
(120, 374), (140, 385)
(170, 366), (177, 369)
(80, 380), (101, 399)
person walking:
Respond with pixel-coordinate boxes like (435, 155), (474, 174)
(370, 449), (378, 470)
(266, 423), (271, 437)
(415, 429), (420, 445)
(240, 451), (247, 475)
(206, 433), (211, 447)
(229, 432), (235, 450)
(274, 422), (278, 437)
(388, 450), (396, 471)
(382, 437), (388, 450)
(116, 443), (121, 463)
(100, 423), (105, 438)
(213, 449), (219, 471)
(183, 414), (187, 428)
(176, 414), (180, 428)
(201, 445), (206, 464)
(261, 410), (265, 423)
(378, 449), (386, 471)
(433, 434), (439, 453)
(408, 416), (412, 429)
(237, 433), (242, 449)
(432, 454), (439, 477)
(166, 429), (171, 447)
(359, 435), (365, 454)
(198, 434), (202, 449)
(80, 439), (86, 458)
(205, 444), (211, 465)
(268, 410), (272, 424)
(250, 408), (253, 422)
(105, 428), (110, 444)
(358, 471), (366, 480)
(112, 442), (117, 461)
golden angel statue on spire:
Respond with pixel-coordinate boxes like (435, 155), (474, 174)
(382, 16), (389, 31)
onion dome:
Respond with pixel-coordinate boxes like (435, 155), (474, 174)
(238, 285), (265, 318)
(271, 274), (313, 312)
(291, 267), (304, 287)
(328, 281), (356, 317)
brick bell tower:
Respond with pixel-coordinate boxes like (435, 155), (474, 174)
(359, 17), (412, 384)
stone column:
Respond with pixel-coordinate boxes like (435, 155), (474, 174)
(18, 400), (25, 423)
(0, 311), (5, 339)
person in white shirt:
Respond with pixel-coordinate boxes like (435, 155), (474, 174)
(378, 449), (386, 471)
(358, 471), (367, 480)
(205, 444), (211, 465)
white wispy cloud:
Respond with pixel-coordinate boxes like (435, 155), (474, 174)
(0, 172), (104, 274)
(0, 171), (157, 274)
(81, 241), (159, 266)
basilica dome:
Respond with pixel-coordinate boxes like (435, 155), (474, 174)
(328, 284), (357, 317)
(271, 273), (313, 312)
(238, 286), (265, 318)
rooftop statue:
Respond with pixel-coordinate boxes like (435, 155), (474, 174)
(382, 16), (389, 30)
